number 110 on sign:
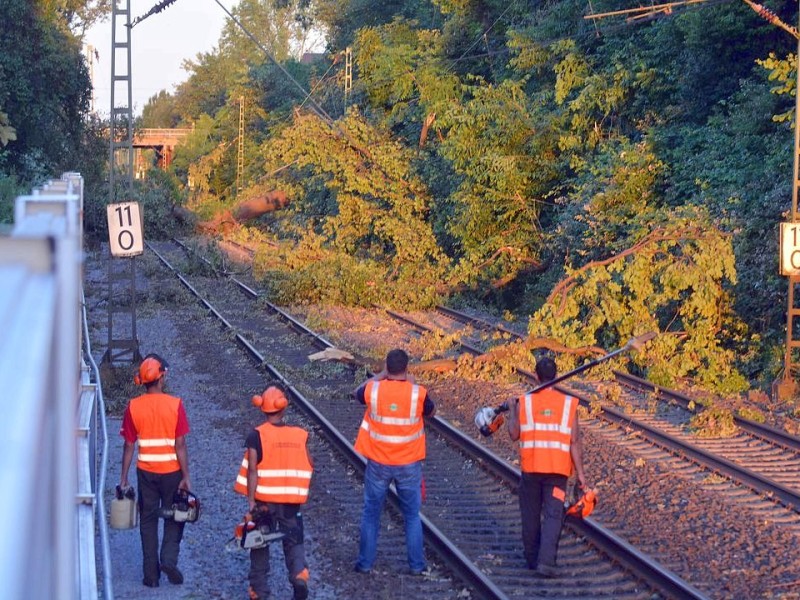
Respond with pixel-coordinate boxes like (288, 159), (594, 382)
(107, 201), (144, 257)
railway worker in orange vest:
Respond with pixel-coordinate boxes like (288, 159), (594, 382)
(352, 348), (436, 575)
(234, 385), (313, 600)
(507, 356), (588, 578)
(119, 353), (191, 588)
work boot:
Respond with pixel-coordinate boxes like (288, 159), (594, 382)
(292, 568), (309, 600)
(162, 565), (184, 585)
(248, 585), (268, 599)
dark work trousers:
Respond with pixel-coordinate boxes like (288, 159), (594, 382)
(519, 472), (568, 569)
(137, 468), (185, 581)
(249, 502), (306, 597)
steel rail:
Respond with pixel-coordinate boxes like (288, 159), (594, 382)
(614, 371), (800, 452)
(406, 308), (800, 512)
(172, 238), (333, 347)
(383, 310), (711, 598)
(556, 382), (800, 512)
(436, 306), (800, 456)
(146, 241), (510, 600)
(423, 415), (709, 599)
(167, 241), (705, 599)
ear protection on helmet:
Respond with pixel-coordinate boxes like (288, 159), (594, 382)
(134, 353), (169, 386)
(252, 386), (288, 413)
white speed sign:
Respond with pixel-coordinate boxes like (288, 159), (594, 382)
(107, 201), (144, 257)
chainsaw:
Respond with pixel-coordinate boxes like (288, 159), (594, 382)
(234, 506), (285, 549)
(158, 489), (200, 523)
(565, 485), (597, 519)
(474, 402), (510, 437)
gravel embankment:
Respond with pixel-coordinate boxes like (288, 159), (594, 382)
(87, 249), (341, 600)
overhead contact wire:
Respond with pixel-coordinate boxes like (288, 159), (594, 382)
(212, 0), (334, 125)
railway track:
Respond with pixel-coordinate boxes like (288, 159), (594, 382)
(385, 305), (800, 596)
(417, 306), (800, 515)
(147, 238), (708, 599)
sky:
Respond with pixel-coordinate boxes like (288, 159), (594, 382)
(85, 0), (238, 116)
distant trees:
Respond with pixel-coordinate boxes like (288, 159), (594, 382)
(141, 91), (182, 128)
(136, 0), (800, 391)
(0, 0), (101, 193)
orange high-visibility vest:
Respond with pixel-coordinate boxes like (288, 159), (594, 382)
(354, 380), (426, 465)
(518, 388), (576, 476)
(129, 393), (182, 474)
(234, 423), (313, 504)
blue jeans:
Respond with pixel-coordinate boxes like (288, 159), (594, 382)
(356, 459), (426, 572)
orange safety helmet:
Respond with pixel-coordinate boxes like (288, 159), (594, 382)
(566, 488), (597, 519)
(252, 386), (288, 413)
(134, 354), (169, 386)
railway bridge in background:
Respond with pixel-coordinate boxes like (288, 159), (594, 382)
(132, 128), (192, 175)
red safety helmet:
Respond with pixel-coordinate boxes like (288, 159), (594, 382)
(252, 386), (288, 413)
(134, 354), (168, 386)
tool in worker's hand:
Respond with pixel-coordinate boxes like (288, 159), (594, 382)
(234, 507), (285, 550)
(158, 489), (200, 523)
(474, 402), (510, 437)
(565, 487), (597, 519)
(115, 484), (135, 501)
(473, 332), (656, 437)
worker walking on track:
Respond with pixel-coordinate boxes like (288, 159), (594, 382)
(119, 353), (192, 587)
(352, 348), (436, 575)
(234, 385), (313, 600)
(506, 356), (588, 577)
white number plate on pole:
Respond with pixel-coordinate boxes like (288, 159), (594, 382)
(107, 202), (144, 257)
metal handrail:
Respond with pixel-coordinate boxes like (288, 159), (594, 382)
(81, 288), (113, 599)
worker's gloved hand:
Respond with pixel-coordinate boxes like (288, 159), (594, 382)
(250, 504), (272, 527)
(115, 484), (135, 500)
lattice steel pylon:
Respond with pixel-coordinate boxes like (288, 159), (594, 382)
(237, 95), (245, 197)
(103, 0), (141, 365)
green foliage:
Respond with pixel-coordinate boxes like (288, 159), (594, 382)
(0, 173), (23, 225)
(138, 168), (187, 237)
(355, 18), (461, 135)
(437, 77), (558, 289)
(140, 91), (182, 128)
(689, 406), (737, 438)
(528, 208), (750, 394)
(0, 0), (93, 182)
(171, 115), (217, 183)
(257, 108), (448, 307)
(315, 0), (437, 49)
(36, 0), (111, 34)
(0, 111), (17, 146)
(115, 0), (800, 395)
(737, 406), (765, 423)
